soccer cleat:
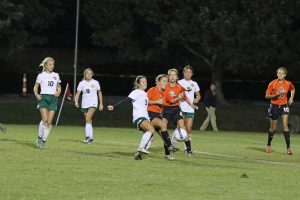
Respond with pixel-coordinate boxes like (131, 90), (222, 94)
(137, 147), (149, 154)
(164, 153), (175, 160)
(0, 123), (6, 133)
(35, 139), (41, 148)
(168, 145), (179, 153)
(39, 141), (46, 149)
(187, 151), (194, 157)
(287, 148), (293, 155)
(83, 137), (89, 143)
(134, 152), (143, 160)
(87, 138), (93, 144)
(265, 146), (272, 153)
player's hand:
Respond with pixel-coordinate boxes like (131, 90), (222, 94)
(193, 99), (199, 104)
(75, 102), (80, 108)
(99, 104), (104, 111)
(192, 104), (199, 110)
(54, 91), (60, 97)
(157, 98), (163, 105)
(107, 105), (114, 111)
(178, 93), (184, 99)
(289, 98), (294, 105)
(36, 94), (42, 101)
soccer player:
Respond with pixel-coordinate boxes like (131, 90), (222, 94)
(147, 74), (179, 160)
(33, 57), (61, 148)
(265, 67), (295, 155)
(107, 75), (155, 160)
(178, 65), (201, 153)
(163, 68), (197, 156)
(74, 68), (104, 144)
(0, 123), (6, 133)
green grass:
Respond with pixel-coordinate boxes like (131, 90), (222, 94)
(0, 125), (300, 200)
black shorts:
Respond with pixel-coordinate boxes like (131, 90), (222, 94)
(268, 104), (289, 120)
(148, 111), (162, 121)
(162, 106), (183, 124)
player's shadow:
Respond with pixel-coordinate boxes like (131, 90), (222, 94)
(65, 150), (133, 158)
(246, 147), (266, 153)
(59, 138), (82, 143)
(0, 138), (17, 142)
(15, 140), (36, 149)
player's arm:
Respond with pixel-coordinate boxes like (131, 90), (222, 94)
(193, 91), (201, 104)
(148, 99), (163, 105)
(33, 83), (41, 101)
(54, 84), (61, 97)
(74, 90), (81, 108)
(98, 90), (104, 111)
(265, 91), (283, 99)
(289, 89), (295, 105)
(107, 97), (132, 111)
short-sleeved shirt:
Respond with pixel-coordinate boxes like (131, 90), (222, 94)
(36, 72), (61, 95)
(147, 86), (164, 113)
(128, 89), (149, 123)
(178, 79), (200, 113)
(163, 83), (187, 107)
(77, 79), (101, 108)
(265, 79), (295, 105)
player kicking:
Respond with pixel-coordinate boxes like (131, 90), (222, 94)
(265, 67), (295, 155)
(147, 74), (179, 160)
(75, 68), (104, 144)
(33, 57), (61, 148)
(107, 75), (155, 160)
(163, 68), (198, 156)
(178, 65), (201, 154)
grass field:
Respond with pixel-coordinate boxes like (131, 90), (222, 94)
(0, 125), (300, 200)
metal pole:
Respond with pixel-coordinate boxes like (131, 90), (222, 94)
(73, 0), (80, 97)
(56, 83), (69, 126)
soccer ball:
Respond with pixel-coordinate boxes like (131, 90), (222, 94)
(173, 128), (187, 142)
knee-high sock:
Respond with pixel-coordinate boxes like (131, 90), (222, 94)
(38, 121), (45, 138)
(85, 123), (93, 139)
(283, 131), (290, 148)
(184, 140), (191, 152)
(161, 131), (172, 147)
(139, 131), (153, 149)
(267, 131), (274, 146)
(42, 125), (52, 142)
(164, 144), (170, 155)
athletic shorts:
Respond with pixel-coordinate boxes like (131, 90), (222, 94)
(162, 106), (183, 124)
(81, 107), (97, 113)
(133, 117), (149, 130)
(37, 94), (58, 111)
(182, 112), (194, 119)
(148, 111), (162, 121)
(268, 104), (289, 120)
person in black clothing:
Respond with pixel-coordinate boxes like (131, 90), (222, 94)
(200, 83), (219, 131)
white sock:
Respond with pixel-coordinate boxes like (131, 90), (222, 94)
(42, 125), (52, 142)
(38, 121), (45, 138)
(139, 131), (153, 149)
(85, 123), (93, 139)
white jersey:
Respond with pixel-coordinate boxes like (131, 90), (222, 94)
(178, 79), (200, 113)
(36, 71), (61, 95)
(77, 79), (101, 108)
(128, 89), (149, 123)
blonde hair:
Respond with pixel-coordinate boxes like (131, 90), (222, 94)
(277, 67), (287, 75)
(155, 74), (168, 84)
(39, 57), (54, 72)
(133, 75), (146, 89)
(183, 65), (193, 73)
(167, 68), (178, 76)
(82, 68), (94, 80)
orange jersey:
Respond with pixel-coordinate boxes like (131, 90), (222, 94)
(266, 79), (295, 105)
(163, 83), (187, 107)
(147, 86), (164, 113)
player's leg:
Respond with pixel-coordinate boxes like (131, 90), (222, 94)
(35, 108), (48, 147)
(209, 107), (219, 131)
(40, 110), (55, 147)
(85, 108), (96, 144)
(200, 107), (210, 131)
(183, 117), (193, 152)
(266, 105), (279, 153)
(282, 114), (292, 154)
(0, 123), (6, 133)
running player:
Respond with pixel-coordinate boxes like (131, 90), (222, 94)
(178, 65), (201, 153)
(0, 123), (6, 133)
(163, 68), (198, 156)
(107, 75), (155, 160)
(74, 68), (104, 144)
(147, 74), (179, 160)
(265, 67), (295, 155)
(33, 57), (61, 148)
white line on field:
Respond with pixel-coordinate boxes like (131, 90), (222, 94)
(195, 151), (300, 167)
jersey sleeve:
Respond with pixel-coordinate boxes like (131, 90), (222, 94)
(128, 90), (137, 101)
(289, 82), (295, 91)
(266, 81), (274, 94)
(36, 74), (42, 84)
(77, 82), (83, 91)
(56, 74), (61, 84)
